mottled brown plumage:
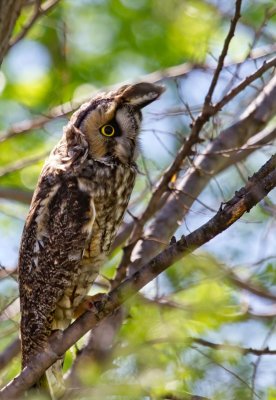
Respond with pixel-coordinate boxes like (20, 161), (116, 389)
(18, 82), (164, 396)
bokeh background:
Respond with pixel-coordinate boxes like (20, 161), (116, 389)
(0, 0), (276, 399)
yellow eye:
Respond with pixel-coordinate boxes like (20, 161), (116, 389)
(100, 124), (115, 137)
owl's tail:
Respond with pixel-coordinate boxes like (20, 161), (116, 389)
(36, 359), (65, 400)
(34, 322), (69, 399)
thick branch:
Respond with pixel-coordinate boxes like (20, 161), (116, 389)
(1, 153), (276, 398)
(113, 44), (276, 287)
(0, 338), (21, 371)
(130, 74), (276, 273)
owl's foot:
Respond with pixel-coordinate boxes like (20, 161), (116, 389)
(74, 293), (104, 318)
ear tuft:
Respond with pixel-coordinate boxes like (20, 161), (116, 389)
(119, 82), (165, 108)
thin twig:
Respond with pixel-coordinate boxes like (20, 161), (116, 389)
(1, 153), (276, 398)
(193, 337), (276, 356)
(192, 346), (261, 399)
(214, 57), (276, 112)
(1, 44), (275, 145)
(204, 0), (242, 105)
(9, 0), (61, 48)
(141, 336), (276, 357)
(112, 56), (276, 288)
(250, 319), (276, 400)
(0, 151), (49, 178)
(0, 101), (77, 143)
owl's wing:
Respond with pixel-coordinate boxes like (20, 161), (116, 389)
(19, 171), (94, 366)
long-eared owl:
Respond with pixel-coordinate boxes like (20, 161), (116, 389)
(18, 82), (164, 394)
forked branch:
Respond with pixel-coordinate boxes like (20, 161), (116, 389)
(1, 153), (276, 399)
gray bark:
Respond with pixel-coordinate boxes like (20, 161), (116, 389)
(130, 75), (276, 273)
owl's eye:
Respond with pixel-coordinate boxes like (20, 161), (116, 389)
(100, 124), (115, 137)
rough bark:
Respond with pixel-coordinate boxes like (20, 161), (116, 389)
(1, 153), (276, 399)
(130, 74), (276, 273)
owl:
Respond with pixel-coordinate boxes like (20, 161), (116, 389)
(18, 82), (164, 396)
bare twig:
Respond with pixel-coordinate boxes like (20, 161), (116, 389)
(0, 152), (49, 178)
(250, 319), (276, 399)
(206, 0), (276, 43)
(9, 0), (61, 48)
(214, 57), (276, 113)
(0, 101), (78, 143)
(1, 45), (275, 145)
(222, 6), (276, 96)
(143, 336), (276, 357)
(113, 57), (276, 287)
(193, 337), (276, 356)
(192, 346), (260, 398)
(1, 153), (276, 398)
(224, 266), (276, 301)
(129, 74), (276, 275)
(204, 0), (242, 105)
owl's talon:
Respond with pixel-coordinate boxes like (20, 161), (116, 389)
(50, 329), (63, 339)
(18, 82), (165, 390)
(73, 293), (104, 318)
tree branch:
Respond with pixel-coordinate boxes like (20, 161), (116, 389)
(0, 102), (76, 143)
(0, 152), (48, 179)
(1, 153), (276, 398)
(204, 0), (242, 105)
(193, 337), (276, 356)
(0, 338), (21, 371)
(8, 0), (61, 48)
(223, 265), (276, 301)
(1, 51), (275, 144)
(161, 394), (210, 400)
(145, 336), (276, 356)
(129, 74), (276, 273)
(113, 37), (276, 288)
(0, 187), (32, 204)
(0, 0), (25, 64)
(214, 56), (276, 113)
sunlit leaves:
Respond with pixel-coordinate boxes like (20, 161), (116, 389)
(0, 0), (275, 399)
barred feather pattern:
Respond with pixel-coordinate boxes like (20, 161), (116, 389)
(19, 153), (136, 366)
(18, 82), (164, 397)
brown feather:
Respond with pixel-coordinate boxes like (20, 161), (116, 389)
(18, 82), (164, 396)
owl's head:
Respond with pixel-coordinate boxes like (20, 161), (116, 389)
(69, 82), (165, 164)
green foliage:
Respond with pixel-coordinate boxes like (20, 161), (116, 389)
(0, 0), (221, 192)
(255, 262), (276, 288)
(0, 0), (275, 399)
(1, 0), (221, 112)
(243, 0), (276, 26)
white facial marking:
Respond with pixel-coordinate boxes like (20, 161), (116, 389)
(128, 91), (159, 106)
